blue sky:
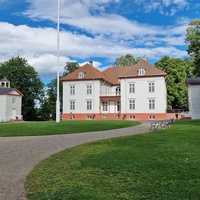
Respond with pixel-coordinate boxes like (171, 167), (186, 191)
(0, 0), (199, 83)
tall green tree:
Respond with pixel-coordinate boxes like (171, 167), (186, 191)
(40, 61), (80, 119)
(0, 56), (44, 120)
(184, 55), (195, 78)
(63, 61), (80, 76)
(114, 54), (146, 66)
(155, 56), (188, 109)
(185, 19), (200, 76)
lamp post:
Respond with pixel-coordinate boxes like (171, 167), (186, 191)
(56, 0), (60, 123)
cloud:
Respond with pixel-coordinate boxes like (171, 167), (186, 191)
(0, 0), (191, 81)
(135, 0), (189, 16)
(0, 18), (188, 79)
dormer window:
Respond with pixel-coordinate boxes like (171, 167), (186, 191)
(78, 72), (84, 79)
(138, 69), (145, 76)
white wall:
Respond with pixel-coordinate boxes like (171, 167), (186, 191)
(63, 80), (100, 114)
(0, 95), (22, 122)
(188, 85), (200, 119)
(121, 77), (167, 113)
(0, 95), (7, 122)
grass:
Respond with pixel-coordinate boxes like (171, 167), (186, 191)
(26, 120), (200, 200)
(0, 120), (140, 137)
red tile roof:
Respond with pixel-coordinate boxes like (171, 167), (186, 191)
(61, 63), (113, 84)
(118, 60), (167, 78)
(61, 60), (167, 85)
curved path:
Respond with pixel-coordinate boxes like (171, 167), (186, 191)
(0, 122), (150, 200)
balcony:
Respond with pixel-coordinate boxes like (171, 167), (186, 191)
(100, 92), (121, 97)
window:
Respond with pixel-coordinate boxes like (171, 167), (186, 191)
(78, 72), (84, 78)
(149, 99), (155, 109)
(129, 83), (135, 93)
(129, 99), (135, 110)
(138, 69), (145, 76)
(149, 82), (155, 92)
(12, 98), (16, 104)
(116, 87), (120, 96)
(117, 101), (121, 112)
(87, 85), (92, 94)
(130, 115), (135, 120)
(70, 100), (75, 110)
(102, 101), (108, 111)
(70, 85), (75, 95)
(87, 100), (92, 110)
(86, 115), (93, 119)
(149, 116), (155, 120)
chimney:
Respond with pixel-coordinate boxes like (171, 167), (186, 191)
(89, 61), (93, 66)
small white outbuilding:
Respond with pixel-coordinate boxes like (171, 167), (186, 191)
(0, 77), (23, 122)
(187, 78), (200, 119)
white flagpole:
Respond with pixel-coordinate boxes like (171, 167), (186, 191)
(56, 0), (60, 123)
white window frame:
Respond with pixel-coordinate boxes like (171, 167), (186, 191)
(102, 101), (108, 111)
(149, 82), (155, 93)
(138, 69), (145, 76)
(129, 83), (135, 93)
(69, 100), (75, 110)
(87, 100), (92, 110)
(129, 99), (135, 110)
(12, 97), (16, 104)
(70, 85), (75, 95)
(87, 85), (92, 95)
(149, 99), (155, 110)
(78, 72), (84, 79)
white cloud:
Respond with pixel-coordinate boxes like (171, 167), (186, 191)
(0, 19), (188, 79)
(0, 0), (191, 81)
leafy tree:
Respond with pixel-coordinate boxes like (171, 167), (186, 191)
(39, 61), (80, 119)
(155, 56), (188, 109)
(185, 19), (200, 76)
(114, 54), (146, 66)
(184, 55), (195, 78)
(63, 61), (80, 76)
(0, 56), (44, 120)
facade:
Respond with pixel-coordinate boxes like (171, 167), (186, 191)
(61, 60), (167, 120)
(187, 78), (200, 119)
(0, 77), (23, 122)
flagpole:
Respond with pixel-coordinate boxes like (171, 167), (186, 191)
(56, 0), (60, 123)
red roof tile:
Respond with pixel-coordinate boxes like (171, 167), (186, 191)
(61, 63), (112, 84)
(61, 60), (167, 85)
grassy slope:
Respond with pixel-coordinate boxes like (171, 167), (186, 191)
(0, 120), (140, 137)
(26, 120), (200, 200)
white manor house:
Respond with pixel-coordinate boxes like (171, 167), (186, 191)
(61, 60), (168, 120)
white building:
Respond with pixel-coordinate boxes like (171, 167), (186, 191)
(0, 77), (23, 122)
(61, 60), (167, 120)
(187, 78), (200, 119)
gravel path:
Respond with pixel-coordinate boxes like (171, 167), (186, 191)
(0, 122), (150, 200)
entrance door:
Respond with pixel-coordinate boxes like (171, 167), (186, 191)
(12, 108), (16, 119)
(109, 101), (115, 113)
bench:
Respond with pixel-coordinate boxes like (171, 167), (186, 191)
(163, 118), (174, 128)
(150, 120), (163, 131)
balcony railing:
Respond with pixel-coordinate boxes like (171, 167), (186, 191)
(100, 92), (121, 96)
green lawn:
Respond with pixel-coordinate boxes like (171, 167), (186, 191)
(26, 120), (200, 200)
(0, 120), (140, 137)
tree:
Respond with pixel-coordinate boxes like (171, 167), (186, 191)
(184, 55), (195, 78)
(63, 61), (80, 76)
(114, 54), (146, 66)
(185, 19), (200, 76)
(155, 56), (188, 109)
(40, 61), (80, 119)
(0, 56), (44, 120)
